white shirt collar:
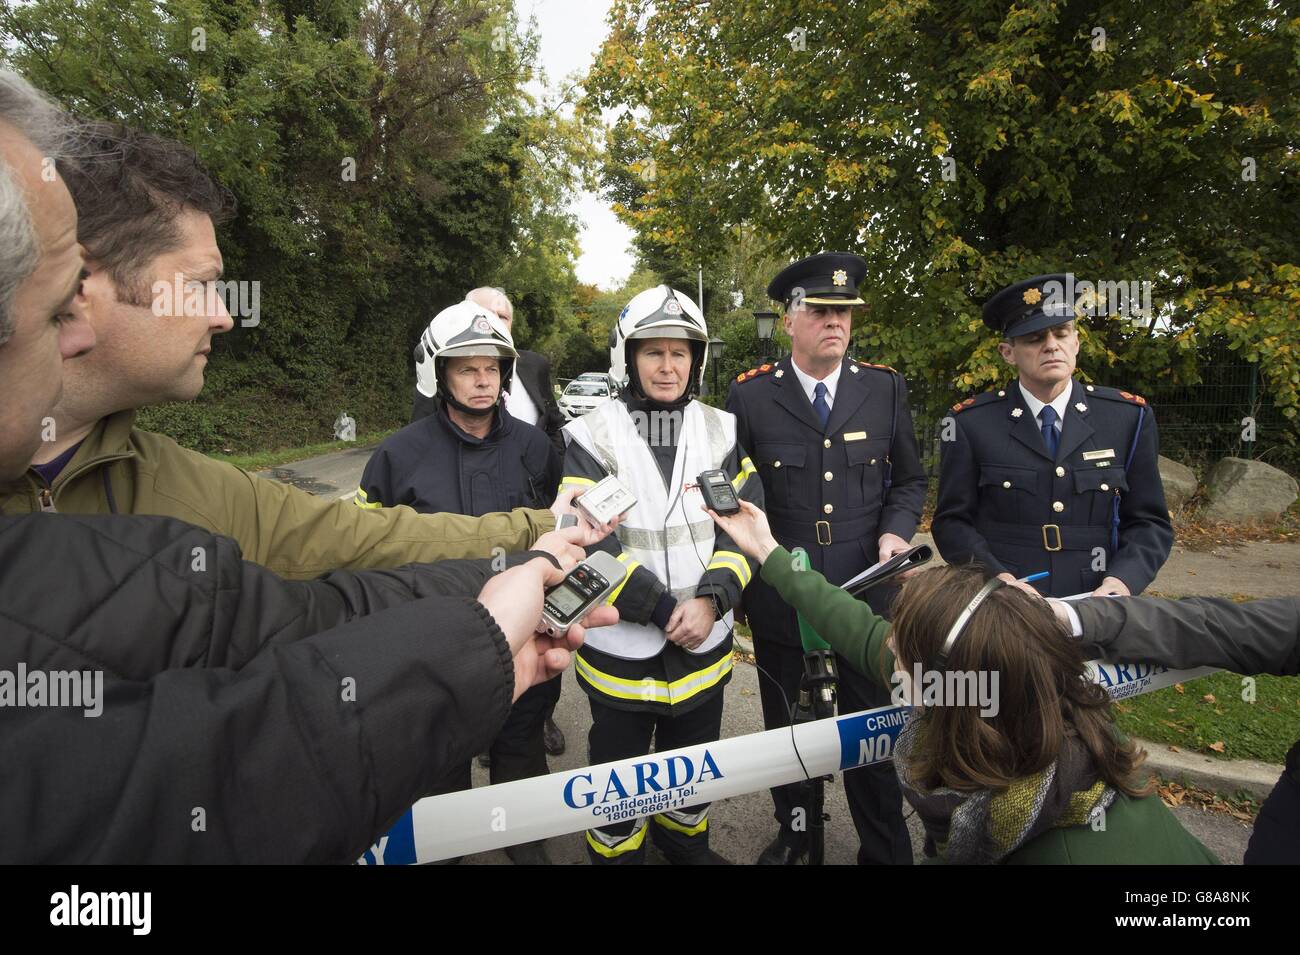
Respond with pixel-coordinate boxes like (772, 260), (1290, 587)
(1018, 381), (1072, 431)
(503, 383), (540, 426)
(790, 358), (843, 407)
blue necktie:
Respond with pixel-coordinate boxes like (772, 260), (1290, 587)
(812, 381), (831, 429)
(1040, 405), (1060, 458)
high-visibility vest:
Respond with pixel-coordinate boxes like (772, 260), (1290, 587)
(563, 399), (736, 660)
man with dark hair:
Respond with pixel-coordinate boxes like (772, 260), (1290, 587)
(0, 68), (617, 862)
(0, 120), (568, 570)
(932, 274), (1172, 598)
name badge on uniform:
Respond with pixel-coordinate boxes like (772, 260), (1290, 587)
(1082, 449), (1116, 461)
(843, 431), (867, 441)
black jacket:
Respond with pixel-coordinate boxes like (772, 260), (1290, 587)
(726, 356), (927, 640)
(932, 380), (1172, 596)
(361, 405), (560, 516)
(412, 350), (565, 455)
(0, 512), (541, 863)
(1075, 594), (1299, 677)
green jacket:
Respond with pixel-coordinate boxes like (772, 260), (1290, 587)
(760, 546), (1219, 865)
(0, 411), (555, 580)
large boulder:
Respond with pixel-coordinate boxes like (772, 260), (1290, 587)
(1202, 457), (1299, 523)
(1158, 455), (1198, 511)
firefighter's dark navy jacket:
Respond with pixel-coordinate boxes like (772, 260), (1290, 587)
(359, 402), (560, 515)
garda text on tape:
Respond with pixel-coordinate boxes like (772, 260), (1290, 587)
(357, 659), (1216, 864)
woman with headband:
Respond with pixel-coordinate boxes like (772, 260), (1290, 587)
(707, 500), (1217, 864)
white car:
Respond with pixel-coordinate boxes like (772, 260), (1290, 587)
(558, 379), (613, 420)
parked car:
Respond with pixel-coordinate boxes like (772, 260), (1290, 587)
(558, 379), (613, 420)
(575, 371), (619, 393)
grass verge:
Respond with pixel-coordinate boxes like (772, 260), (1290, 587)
(1114, 671), (1298, 765)
(209, 431), (396, 472)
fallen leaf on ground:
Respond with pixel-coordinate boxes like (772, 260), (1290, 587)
(1208, 741), (1226, 753)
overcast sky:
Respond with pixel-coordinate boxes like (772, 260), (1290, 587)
(518, 0), (636, 289)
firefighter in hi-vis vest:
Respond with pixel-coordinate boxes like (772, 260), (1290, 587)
(561, 286), (763, 865)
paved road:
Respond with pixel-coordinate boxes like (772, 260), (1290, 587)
(257, 446), (1256, 864)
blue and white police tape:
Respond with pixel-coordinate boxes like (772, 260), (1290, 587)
(356, 658), (1218, 864)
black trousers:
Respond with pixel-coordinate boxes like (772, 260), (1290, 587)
(584, 691), (725, 864)
(751, 634), (912, 865)
(1244, 742), (1300, 864)
(429, 678), (561, 796)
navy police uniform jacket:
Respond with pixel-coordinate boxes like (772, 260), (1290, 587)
(931, 379), (1172, 597)
(357, 403), (560, 516)
(726, 356), (927, 645)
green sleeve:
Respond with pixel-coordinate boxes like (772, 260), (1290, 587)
(164, 443), (555, 579)
(759, 545), (896, 687)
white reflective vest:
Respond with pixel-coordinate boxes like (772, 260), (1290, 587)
(563, 399), (736, 660)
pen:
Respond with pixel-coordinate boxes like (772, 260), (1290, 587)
(1019, 571), (1050, 584)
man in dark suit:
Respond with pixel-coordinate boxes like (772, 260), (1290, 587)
(727, 252), (927, 865)
(411, 287), (569, 758)
(931, 274), (1173, 598)
(413, 287), (566, 457)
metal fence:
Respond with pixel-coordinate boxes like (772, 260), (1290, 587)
(905, 361), (1297, 481)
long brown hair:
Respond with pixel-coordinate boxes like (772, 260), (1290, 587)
(886, 564), (1153, 798)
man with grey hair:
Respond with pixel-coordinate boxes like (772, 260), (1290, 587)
(0, 69), (616, 862)
(0, 71), (96, 476)
(2, 119), (568, 568)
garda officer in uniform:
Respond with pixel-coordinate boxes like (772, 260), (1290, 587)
(931, 274), (1173, 598)
(727, 253), (926, 865)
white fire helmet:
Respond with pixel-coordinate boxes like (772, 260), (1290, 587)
(608, 285), (708, 398)
(413, 300), (518, 399)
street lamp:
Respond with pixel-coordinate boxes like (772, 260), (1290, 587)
(753, 310), (777, 363)
(708, 336), (724, 396)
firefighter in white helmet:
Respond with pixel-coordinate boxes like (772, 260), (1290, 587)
(357, 298), (564, 864)
(561, 285), (764, 864)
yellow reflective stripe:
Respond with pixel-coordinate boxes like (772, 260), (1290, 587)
(354, 487), (382, 509)
(605, 553), (640, 606)
(576, 655), (671, 703)
(731, 457), (757, 493)
(576, 650), (733, 707)
(705, 550), (752, 588)
(586, 821), (647, 858)
(654, 812), (709, 837)
(560, 475), (596, 489)
(666, 653), (733, 702)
